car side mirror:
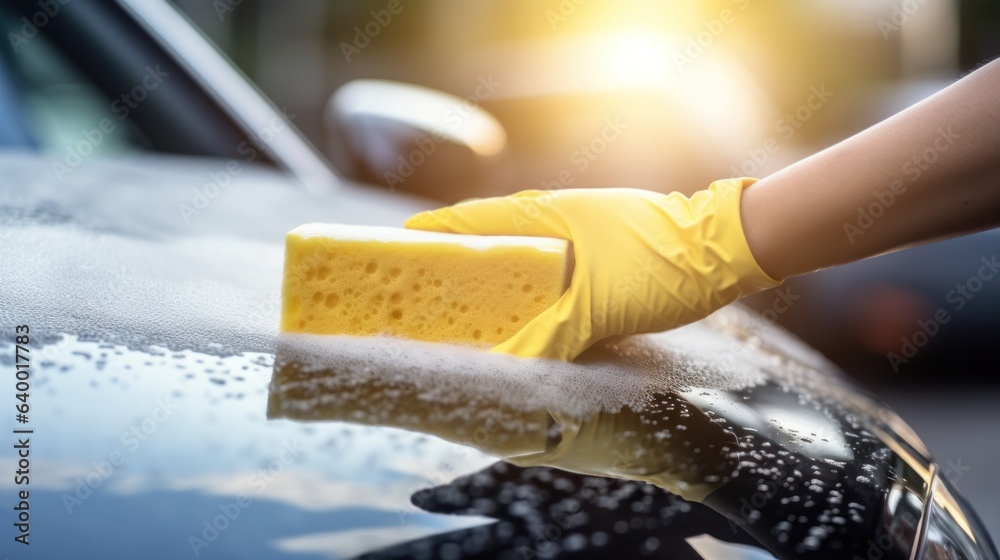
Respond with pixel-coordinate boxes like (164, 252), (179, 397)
(324, 79), (509, 202)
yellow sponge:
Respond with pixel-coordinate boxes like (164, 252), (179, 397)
(280, 223), (570, 345)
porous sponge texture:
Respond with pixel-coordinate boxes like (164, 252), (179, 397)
(280, 224), (570, 345)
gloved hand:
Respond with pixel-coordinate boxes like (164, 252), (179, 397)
(404, 178), (782, 361)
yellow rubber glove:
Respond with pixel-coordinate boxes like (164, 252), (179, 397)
(404, 178), (782, 361)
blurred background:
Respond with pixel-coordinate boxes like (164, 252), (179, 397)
(170, 0), (993, 200)
(167, 0), (1000, 387)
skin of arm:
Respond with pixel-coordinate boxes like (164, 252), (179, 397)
(741, 58), (1000, 280)
(404, 60), (1000, 360)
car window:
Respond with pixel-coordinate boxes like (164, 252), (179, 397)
(0, 5), (149, 157)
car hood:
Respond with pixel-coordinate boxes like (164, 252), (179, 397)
(0, 153), (994, 559)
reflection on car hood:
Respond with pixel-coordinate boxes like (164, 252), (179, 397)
(262, 308), (929, 558)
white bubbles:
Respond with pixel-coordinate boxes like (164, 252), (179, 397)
(0, 223), (281, 356)
(563, 533), (588, 551)
(269, 306), (800, 422)
(800, 534), (821, 550)
(279, 318), (763, 422)
(590, 531), (609, 546)
(2, 217), (836, 427)
(0, 155), (422, 357)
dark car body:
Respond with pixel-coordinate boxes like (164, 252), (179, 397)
(0, 153), (996, 559)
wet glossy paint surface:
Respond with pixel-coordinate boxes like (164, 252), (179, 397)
(0, 155), (995, 558)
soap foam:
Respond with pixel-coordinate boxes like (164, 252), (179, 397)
(0, 223), (282, 356)
(0, 219), (835, 416)
(270, 307), (813, 419)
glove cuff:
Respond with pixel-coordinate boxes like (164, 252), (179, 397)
(706, 177), (783, 297)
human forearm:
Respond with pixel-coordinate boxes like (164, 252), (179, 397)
(401, 60), (1000, 360)
(742, 58), (1000, 280)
